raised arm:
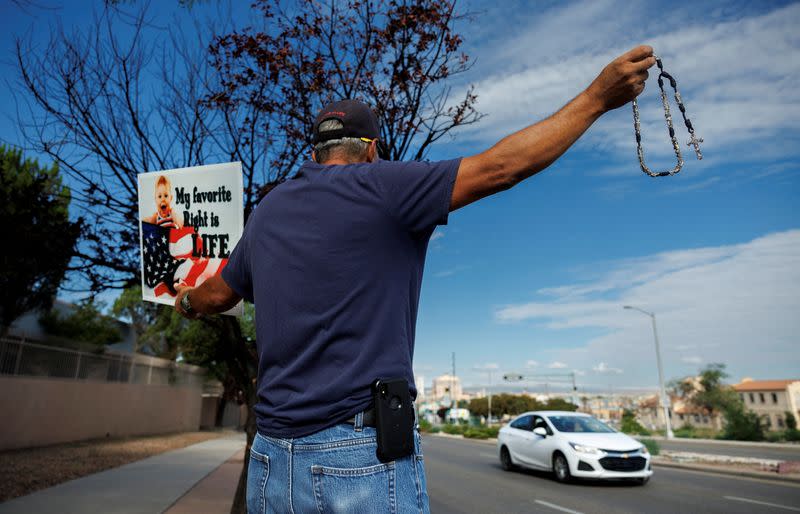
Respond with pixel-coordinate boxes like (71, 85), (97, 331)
(450, 45), (655, 211)
(174, 275), (241, 319)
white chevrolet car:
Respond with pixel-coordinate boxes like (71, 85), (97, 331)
(497, 411), (652, 484)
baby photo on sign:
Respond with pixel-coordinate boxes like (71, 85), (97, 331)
(137, 162), (243, 315)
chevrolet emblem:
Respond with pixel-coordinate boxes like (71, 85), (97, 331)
(622, 453), (629, 459)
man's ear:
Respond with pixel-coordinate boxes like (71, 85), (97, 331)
(311, 150), (318, 163)
(368, 140), (378, 163)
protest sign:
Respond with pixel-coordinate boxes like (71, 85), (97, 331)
(137, 162), (243, 316)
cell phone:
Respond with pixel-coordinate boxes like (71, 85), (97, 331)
(371, 378), (415, 462)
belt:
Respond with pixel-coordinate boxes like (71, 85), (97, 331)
(344, 408), (376, 427)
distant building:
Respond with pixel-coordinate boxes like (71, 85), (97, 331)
(415, 375), (425, 402)
(637, 394), (723, 431)
(432, 373), (462, 402)
(733, 378), (800, 431)
(581, 395), (635, 423)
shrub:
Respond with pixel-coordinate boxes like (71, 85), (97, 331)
(418, 419), (433, 433)
(463, 428), (490, 439)
(765, 431), (783, 443)
(785, 412), (797, 431)
(620, 409), (651, 435)
(442, 424), (465, 435)
(640, 438), (660, 456)
(721, 406), (764, 441)
(462, 426), (500, 440)
(673, 424), (696, 438)
(784, 428), (800, 442)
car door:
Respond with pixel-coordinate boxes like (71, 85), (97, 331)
(506, 415), (535, 466)
(527, 415), (557, 469)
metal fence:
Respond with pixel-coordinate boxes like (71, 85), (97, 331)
(0, 337), (206, 388)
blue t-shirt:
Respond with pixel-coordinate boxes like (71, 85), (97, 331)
(222, 158), (461, 437)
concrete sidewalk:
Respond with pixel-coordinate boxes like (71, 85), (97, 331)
(164, 448), (245, 514)
(0, 434), (245, 514)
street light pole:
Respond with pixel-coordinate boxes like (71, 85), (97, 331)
(624, 305), (674, 439)
(488, 368), (493, 426)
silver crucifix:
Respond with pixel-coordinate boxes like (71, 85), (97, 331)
(687, 134), (704, 160)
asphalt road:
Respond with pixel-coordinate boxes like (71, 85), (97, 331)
(422, 435), (800, 514)
(651, 438), (800, 460)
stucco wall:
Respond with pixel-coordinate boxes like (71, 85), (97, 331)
(0, 376), (202, 450)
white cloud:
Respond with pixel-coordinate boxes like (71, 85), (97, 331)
(525, 360), (539, 368)
(454, 1), (800, 167)
(548, 361), (568, 369)
(493, 230), (800, 386)
(593, 362), (623, 374)
(430, 230), (445, 242)
(474, 363), (499, 370)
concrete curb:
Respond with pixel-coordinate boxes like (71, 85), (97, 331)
(636, 435), (800, 450)
(652, 459), (800, 484)
(426, 432), (497, 445)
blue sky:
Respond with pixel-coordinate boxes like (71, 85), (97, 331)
(1, 0), (798, 394)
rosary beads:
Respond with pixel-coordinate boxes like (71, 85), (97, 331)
(632, 55), (703, 177)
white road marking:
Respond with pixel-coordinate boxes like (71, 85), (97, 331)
(724, 496), (800, 512)
(534, 499), (585, 514)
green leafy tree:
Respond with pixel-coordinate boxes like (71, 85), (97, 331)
(0, 146), (81, 334)
(721, 403), (763, 441)
(682, 363), (763, 441)
(468, 394), (542, 419)
(468, 397), (488, 418)
(39, 301), (121, 347)
(112, 286), (162, 353)
(668, 377), (696, 400)
(784, 412), (800, 442)
(786, 412), (797, 430)
(113, 285), (255, 424)
(620, 409), (650, 435)
(693, 364), (737, 413)
(543, 397), (578, 412)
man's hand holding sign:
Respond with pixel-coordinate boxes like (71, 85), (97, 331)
(137, 162), (244, 316)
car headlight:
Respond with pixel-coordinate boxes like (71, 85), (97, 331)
(568, 442), (603, 455)
(640, 445), (649, 455)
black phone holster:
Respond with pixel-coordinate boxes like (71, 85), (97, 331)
(371, 378), (415, 462)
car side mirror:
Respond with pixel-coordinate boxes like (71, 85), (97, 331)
(533, 427), (547, 437)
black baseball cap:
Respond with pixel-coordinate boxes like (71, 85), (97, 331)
(312, 99), (380, 145)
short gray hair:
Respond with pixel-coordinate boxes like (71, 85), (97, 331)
(314, 119), (370, 163)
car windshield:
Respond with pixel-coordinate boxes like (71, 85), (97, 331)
(547, 416), (615, 433)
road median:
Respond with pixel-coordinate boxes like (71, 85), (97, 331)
(652, 457), (800, 484)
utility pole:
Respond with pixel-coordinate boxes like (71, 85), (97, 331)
(451, 352), (456, 408)
(624, 305), (674, 439)
(571, 372), (578, 406)
(488, 368), (493, 426)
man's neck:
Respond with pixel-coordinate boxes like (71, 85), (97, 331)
(318, 158), (368, 166)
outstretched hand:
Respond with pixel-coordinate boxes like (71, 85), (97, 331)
(586, 45), (656, 112)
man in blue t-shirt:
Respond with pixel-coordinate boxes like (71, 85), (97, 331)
(175, 45), (655, 513)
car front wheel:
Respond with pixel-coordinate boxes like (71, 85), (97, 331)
(553, 452), (572, 483)
(500, 446), (515, 471)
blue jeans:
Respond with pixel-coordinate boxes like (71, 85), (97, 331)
(247, 412), (430, 513)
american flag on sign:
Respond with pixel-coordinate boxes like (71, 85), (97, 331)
(142, 222), (184, 294)
(141, 222), (228, 298)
